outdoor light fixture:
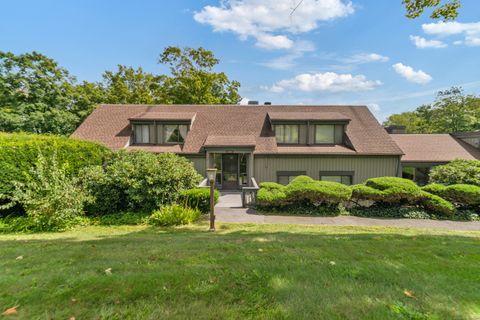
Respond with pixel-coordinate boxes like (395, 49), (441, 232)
(206, 168), (217, 232)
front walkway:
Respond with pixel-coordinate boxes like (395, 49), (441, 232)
(215, 192), (480, 231)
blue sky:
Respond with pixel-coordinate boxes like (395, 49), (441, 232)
(1, 0), (480, 121)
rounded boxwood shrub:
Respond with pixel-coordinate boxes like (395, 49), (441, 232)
(363, 177), (422, 204)
(285, 176), (352, 205)
(148, 204), (202, 226)
(442, 184), (480, 207)
(179, 188), (220, 213)
(81, 151), (202, 214)
(429, 160), (480, 186)
(256, 184), (288, 207)
(421, 183), (447, 196)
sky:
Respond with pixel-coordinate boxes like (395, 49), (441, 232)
(1, 0), (480, 121)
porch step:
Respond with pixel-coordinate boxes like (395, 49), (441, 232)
(216, 191), (243, 208)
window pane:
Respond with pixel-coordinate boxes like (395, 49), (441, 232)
(341, 176), (352, 185)
(315, 125), (334, 144)
(141, 125), (150, 143)
(274, 125), (284, 143)
(178, 125), (188, 143)
(285, 125), (299, 143)
(278, 176), (289, 185)
(321, 176), (342, 183)
(134, 125), (142, 143)
(164, 125), (179, 143)
(288, 175), (297, 183)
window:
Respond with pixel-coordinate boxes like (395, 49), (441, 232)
(274, 124), (299, 144)
(164, 124), (188, 144)
(134, 124), (150, 144)
(315, 124), (335, 144)
(319, 171), (353, 185)
(277, 171), (306, 185)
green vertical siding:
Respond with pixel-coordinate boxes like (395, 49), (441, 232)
(184, 155), (206, 176)
(254, 155), (400, 184)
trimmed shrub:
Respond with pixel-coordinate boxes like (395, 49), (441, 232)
(256, 185), (288, 207)
(418, 192), (455, 217)
(179, 188), (220, 213)
(0, 153), (89, 231)
(285, 176), (352, 205)
(148, 204), (202, 226)
(421, 183), (447, 195)
(0, 132), (111, 196)
(442, 184), (480, 207)
(81, 151), (202, 214)
(364, 177), (421, 204)
(350, 184), (384, 202)
(429, 160), (480, 186)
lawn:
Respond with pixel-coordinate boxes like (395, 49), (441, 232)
(1, 223), (479, 319)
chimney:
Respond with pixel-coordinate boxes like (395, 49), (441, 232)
(248, 100), (259, 105)
(384, 125), (406, 134)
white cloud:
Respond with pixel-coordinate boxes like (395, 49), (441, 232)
(422, 21), (480, 47)
(392, 63), (432, 85)
(194, 0), (354, 49)
(340, 53), (389, 64)
(261, 40), (315, 69)
(409, 35), (447, 49)
(268, 72), (382, 93)
(239, 97), (250, 105)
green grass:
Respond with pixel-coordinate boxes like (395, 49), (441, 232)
(1, 223), (479, 319)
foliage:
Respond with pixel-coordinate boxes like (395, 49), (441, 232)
(418, 192), (455, 217)
(363, 177), (422, 204)
(81, 151), (202, 214)
(88, 212), (150, 226)
(429, 160), (480, 186)
(0, 153), (89, 231)
(148, 204), (202, 226)
(256, 184), (288, 208)
(285, 176), (352, 205)
(257, 202), (345, 216)
(159, 46), (241, 104)
(179, 188), (220, 213)
(0, 132), (111, 212)
(349, 207), (432, 219)
(384, 87), (480, 133)
(425, 183), (480, 208)
(403, 0), (461, 21)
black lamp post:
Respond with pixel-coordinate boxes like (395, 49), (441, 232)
(206, 168), (217, 232)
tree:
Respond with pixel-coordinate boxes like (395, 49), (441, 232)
(384, 87), (480, 133)
(159, 46), (241, 104)
(402, 0), (461, 20)
(102, 65), (166, 104)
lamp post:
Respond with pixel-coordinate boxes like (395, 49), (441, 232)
(206, 168), (217, 232)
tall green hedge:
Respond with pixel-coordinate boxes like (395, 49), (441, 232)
(0, 132), (112, 196)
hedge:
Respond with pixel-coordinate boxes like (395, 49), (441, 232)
(0, 132), (112, 213)
(256, 182), (288, 207)
(285, 176), (352, 205)
(423, 183), (480, 208)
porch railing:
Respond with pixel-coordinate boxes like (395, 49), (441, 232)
(241, 177), (259, 208)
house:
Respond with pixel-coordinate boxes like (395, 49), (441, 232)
(387, 127), (480, 185)
(72, 104), (404, 189)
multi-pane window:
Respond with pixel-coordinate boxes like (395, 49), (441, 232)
(274, 124), (299, 144)
(319, 172), (353, 185)
(277, 171), (306, 185)
(315, 124), (335, 144)
(134, 124), (150, 144)
(164, 124), (188, 144)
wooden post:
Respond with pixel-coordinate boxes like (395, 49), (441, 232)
(209, 180), (215, 232)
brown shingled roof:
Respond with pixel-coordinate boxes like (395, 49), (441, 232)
(204, 135), (256, 147)
(390, 134), (480, 162)
(129, 112), (196, 121)
(268, 111), (350, 122)
(72, 104), (403, 155)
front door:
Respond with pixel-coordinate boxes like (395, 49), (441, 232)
(222, 154), (239, 189)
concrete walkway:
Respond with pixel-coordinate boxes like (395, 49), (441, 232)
(215, 192), (480, 231)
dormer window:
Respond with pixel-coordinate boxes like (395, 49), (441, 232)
(134, 124), (151, 144)
(274, 124), (299, 144)
(315, 124), (335, 144)
(164, 124), (189, 144)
